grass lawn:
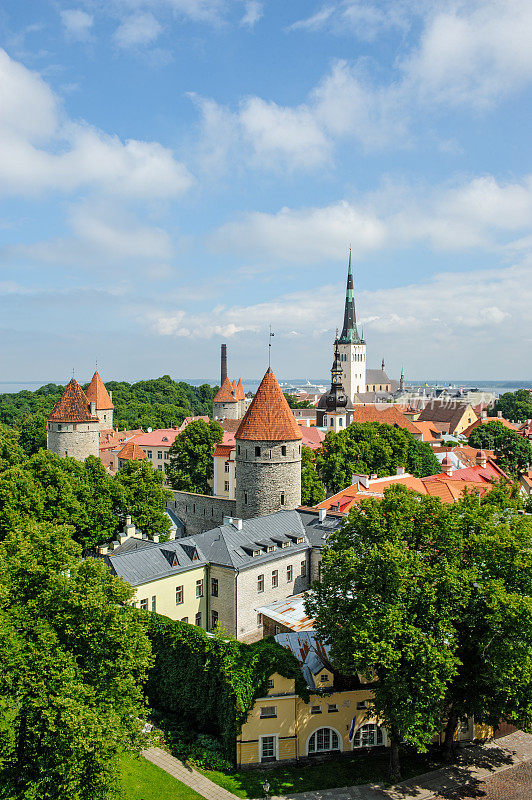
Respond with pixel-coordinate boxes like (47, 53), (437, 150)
(120, 753), (205, 800)
(199, 749), (444, 799)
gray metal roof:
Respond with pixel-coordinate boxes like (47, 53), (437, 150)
(102, 510), (311, 586)
(297, 509), (344, 548)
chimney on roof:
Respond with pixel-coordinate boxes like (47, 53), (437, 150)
(221, 343), (228, 386)
(233, 518), (243, 530)
(476, 450), (487, 469)
(441, 457), (453, 476)
(353, 473), (370, 489)
(90, 401), (96, 416)
(109, 390), (113, 402)
(370, 473), (377, 480)
(168, 528), (176, 540)
(152, 534), (160, 543)
(497, 411), (502, 418)
(318, 508), (327, 522)
(481, 409), (487, 420)
(396, 466), (405, 476)
(124, 515), (136, 538)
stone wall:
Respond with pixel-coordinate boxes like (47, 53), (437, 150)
(96, 408), (113, 430)
(169, 490), (236, 535)
(46, 421), (100, 461)
(235, 439), (301, 519)
(213, 401), (240, 420)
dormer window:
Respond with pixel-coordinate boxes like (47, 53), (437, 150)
(282, 541), (290, 548)
(162, 436), (168, 442)
(267, 545), (275, 553)
(253, 549), (261, 557)
(296, 537), (304, 544)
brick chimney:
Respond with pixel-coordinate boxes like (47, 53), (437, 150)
(441, 456), (453, 476)
(475, 450), (487, 468)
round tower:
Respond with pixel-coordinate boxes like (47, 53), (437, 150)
(235, 368), (302, 519)
(85, 370), (114, 430)
(47, 378), (100, 461)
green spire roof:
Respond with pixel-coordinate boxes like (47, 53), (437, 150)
(339, 249), (361, 344)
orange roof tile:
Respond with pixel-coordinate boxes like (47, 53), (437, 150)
(213, 377), (237, 403)
(349, 404), (422, 436)
(85, 371), (114, 410)
(462, 417), (518, 437)
(213, 444), (235, 458)
(118, 442), (147, 461)
(236, 368), (303, 442)
(236, 378), (245, 400)
(48, 378), (100, 423)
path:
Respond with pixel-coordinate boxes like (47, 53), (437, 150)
(143, 732), (532, 800)
(142, 746), (240, 800)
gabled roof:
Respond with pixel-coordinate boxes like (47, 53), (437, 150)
(417, 401), (476, 431)
(85, 371), (114, 410)
(48, 378), (100, 423)
(213, 377), (238, 403)
(365, 368), (392, 385)
(118, 442), (147, 461)
(347, 404), (422, 436)
(236, 368), (302, 442)
(462, 417), (519, 437)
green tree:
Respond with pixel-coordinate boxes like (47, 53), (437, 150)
(468, 420), (532, 477)
(15, 413), (47, 456)
(166, 419), (223, 494)
(0, 521), (152, 799)
(114, 460), (172, 539)
(284, 394), (312, 409)
(316, 422), (440, 494)
(301, 446), (326, 505)
(0, 426), (26, 472)
(307, 486), (461, 780)
(491, 389), (532, 422)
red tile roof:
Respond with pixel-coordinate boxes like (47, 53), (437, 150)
(349, 404), (422, 436)
(221, 419), (241, 433)
(118, 442), (147, 461)
(462, 417), (519, 437)
(213, 444), (235, 458)
(48, 378), (100, 423)
(236, 368), (303, 442)
(236, 378), (245, 400)
(85, 371), (114, 410)
(213, 377), (238, 403)
(300, 427), (326, 450)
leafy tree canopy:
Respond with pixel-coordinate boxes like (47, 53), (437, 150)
(0, 447), (171, 547)
(301, 446), (326, 506)
(315, 422), (440, 494)
(490, 389), (532, 423)
(284, 394), (312, 409)
(166, 420), (223, 495)
(0, 376), (217, 435)
(307, 482), (532, 779)
(468, 420), (532, 478)
(0, 520), (152, 800)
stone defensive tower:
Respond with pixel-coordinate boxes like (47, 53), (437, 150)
(85, 370), (114, 430)
(47, 378), (100, 461)
(235, 368), (302, 519)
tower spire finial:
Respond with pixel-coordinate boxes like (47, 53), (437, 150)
(339, 249), (360, 344)
(268, 324), (274, 369)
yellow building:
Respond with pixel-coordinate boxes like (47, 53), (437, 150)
(237, 632), (490, 766)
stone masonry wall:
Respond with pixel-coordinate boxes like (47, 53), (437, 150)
(96, 408), (113, 430)
(235, 439), (301, 520)
(46, 421), (100, 461)
(169, 490), (236, 535)
(213, 401), (240, 420)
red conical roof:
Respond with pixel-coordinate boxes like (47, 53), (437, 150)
(48, 378), (100, 423)
(85, 371), (114, 410)
(235, 368), (302, 442)
(213, 377), (238, 403)
(236, 378), (245, 400)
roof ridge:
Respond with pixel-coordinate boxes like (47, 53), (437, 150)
(85, 371), (114, 410)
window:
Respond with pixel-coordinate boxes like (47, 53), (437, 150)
(211, 577), (219, 597)
(257, 574), (264, 593)
(58, 424), (62, 431)
(157, 451), (163, 459)
(286, 565), (293, 582)
(320, 673), (329, 682)
(211, 610), (218, 629)
(253, 549), (260, 557)
(140, 598), (148, 610)
(308, 728), (340, 754)
(164, 452), (169, 460)
(301, 560), (307, 577)
(356, 700), (367, 710)
(280, 493), (285, 505)
(267, 678), (274, 689)
(224, 463), (230, 473)
(260, 735), (276, 763)
(181, 617), (188, 623)
(281, 445), (286, 456)
(274, 625), (280, 635)
(271, 570), (278, 588)
(157, 465), (163, 471)
(196, 579), (204, 598)
(267, 545), (275, 553)
(311, 705), (322, 714)
(175, 586), (184, 605)
(282, 541), (290, 548)
(255, 446), (261, 457)
(244, 492), (248, 505)
(237, 445), (240, 455)
(328, 704), (338, 713)
(151, 596), (157, 612)
(195, 612), (202, 627)
(353, 724), (384, 748)
(339, 418), (343, 427)
(257, 613), (263, 626)
(260, 706), (277, 718)
(224, 481), (230, 491)
(147, 450), (152, 458)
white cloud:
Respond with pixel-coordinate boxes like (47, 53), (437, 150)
(114, 12), (162, 47)
(0, 49), (193, 198)
(288, 1), (411, 40)
(210, 173), (532, 261)
(60, 9), (94, 40)
(112, 0), (226, 25)
(240, 1), (263, 28)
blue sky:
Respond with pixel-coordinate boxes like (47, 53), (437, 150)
(0, 0), (531, 384)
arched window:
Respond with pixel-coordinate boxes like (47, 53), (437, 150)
(352, 724), (385, 748)
(308, 727), (341, 755)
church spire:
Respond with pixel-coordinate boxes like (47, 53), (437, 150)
(339, 248), (361, 344)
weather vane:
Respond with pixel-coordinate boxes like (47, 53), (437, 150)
(268, 324), (274, 368)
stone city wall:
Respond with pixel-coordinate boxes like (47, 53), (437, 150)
(169, 490), (236, 535)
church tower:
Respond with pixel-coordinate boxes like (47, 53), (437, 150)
(235, 368), (302, 520)
(323, 337), (348, 432)
(337, 250), (366, 403)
